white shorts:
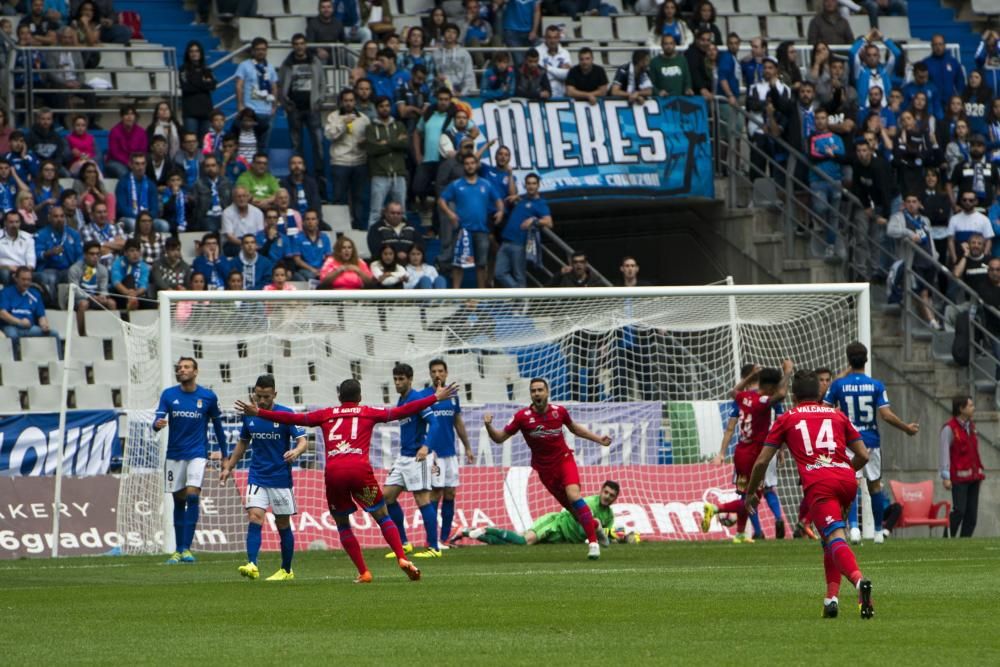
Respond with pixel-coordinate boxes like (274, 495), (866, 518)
(165, 458), (207, 493)
(764, 456), (779, 489)
(431, 455), (460, 489)
(860, 447), (881, 482)
(385, 455), (433, 492)
(245, 483), (297, 515)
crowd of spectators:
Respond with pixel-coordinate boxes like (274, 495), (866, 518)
(1, 0), (1000, 349)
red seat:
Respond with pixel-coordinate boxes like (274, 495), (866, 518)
(889, 480), (951, 536)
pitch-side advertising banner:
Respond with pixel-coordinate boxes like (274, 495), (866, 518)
(0, 410), (120, 477)
(468, 97), (715, 201)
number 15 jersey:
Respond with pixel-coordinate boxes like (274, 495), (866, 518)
(823, 372), (888, 449)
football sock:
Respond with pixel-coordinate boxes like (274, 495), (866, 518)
(571, 498), (598, 543)
(871, 490), (886, 531)
(246, 522), (262, 565)
(439, 498), (455, 542)
(181, 494), (200, 552)
(764, 488), (783, 521)
(827, 537), (862, 586)
(483, 527), (527, 545)
(378, 514), (406, 559)
(749, 512), (762, 536)
(797, 496), (810, 523)
(848, 494), (859, 529)
(172, 496), (184, 552)
(386, 502), (408, 545)
(337, 525), (367, 575)
(822, 543), (841, 598)
(278, 526), (294, 572)
(418, 503), (439, 550)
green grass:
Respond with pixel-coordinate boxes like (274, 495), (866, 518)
(2, 539), (999, 665)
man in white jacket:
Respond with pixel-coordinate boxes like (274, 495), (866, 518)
(540, 25), (571, 98)
(324, 88), (371, 230)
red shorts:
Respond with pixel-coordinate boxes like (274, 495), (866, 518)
(804, 475), (857, 538)
(325, 463), (385, 516)
(535, 455), (581, 509)
(732, 444), (763, 493)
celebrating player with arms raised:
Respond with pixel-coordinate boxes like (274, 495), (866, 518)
(221, 375), (308, 581)
(747, 370), (874, 619)
(483, 378), (613, 560)
(236, 378), (458, 583)
(703, 360), (792, 543)
(154, 357), (227, 564)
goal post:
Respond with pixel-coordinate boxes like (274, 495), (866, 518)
(115, 284), (871, 555)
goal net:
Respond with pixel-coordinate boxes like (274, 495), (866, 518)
(115, 285), (869, 554)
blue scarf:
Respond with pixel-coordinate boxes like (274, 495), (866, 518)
(184, 157), (199, 187)
(209, 178), (221, 216)
(254, 60), (272, 94)
(175, 192), (186, 231)
(294, 182), (308, 214)
(128, 175), (148, 216)
(0, 179), (14, 211)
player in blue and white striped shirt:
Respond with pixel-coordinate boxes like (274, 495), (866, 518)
(221, 374), (308, 581)
(153, 357), (227, 564)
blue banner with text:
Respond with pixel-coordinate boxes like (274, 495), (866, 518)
(0, 410), (121, 476)
(468, 96), (714, 201)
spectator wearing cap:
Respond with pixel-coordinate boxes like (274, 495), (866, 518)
(325, 88), (371, 231)
(923, 34), (966, 101)
(807, 0), (853, 47)
(948, 134), (999, 211)
(366, 95), (409, 229)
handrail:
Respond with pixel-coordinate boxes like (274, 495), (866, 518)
(540, 226), (614, 287)
(208, 43), (251, 70)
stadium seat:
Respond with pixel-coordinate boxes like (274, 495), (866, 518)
(580, 17), (614, 42)
(972, 0), (999, 13)
(2, 361), (41, 387)
(21, 337), (60, 362)
(907, 43), (932, 63)
(0, 386), (22, 411)
(773, 0), (811, 14)
(274, 16), (307, 42)
(469, 378), (510, 403)
(846, 15), (870, 39)
(74, 383), (114, 409)
(726, 15), (761, 40)
(59, 177), (74, 190)
(712, 0), (736, 13)
(287, 0), (316, 14)
(84, 310), (125, 339)
(267, 46), (291, 68)
(97, 50), (128, 71)
(878, 16), (911, 42)
(766, 16), (800, 40)
(92, 360), (128, 386)
(69, 336), (107, 364)
(178, 231), (201, 264)
(27, 385), (62, 411)
(394, 15), (422, 33)
(738, 0), (770, 14)
(887, 480), (950, 536)
(131, 50), (165, 68)
(340, 229), (369, 259)
(615, 16), (649, 41)
(239, 17), (274, 43)
(258, 0), (288, 17)
(402, 0), (436, 13)
(323, 204), (352, 232)
(47, 312), (71, 340)
(0, 337), (13, 362)
(115, 72), (153, 94)
(129, 311), (159, 328)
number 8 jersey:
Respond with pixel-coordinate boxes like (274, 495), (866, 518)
(764, 402), (863, 491)
(823, 372), (889, 449)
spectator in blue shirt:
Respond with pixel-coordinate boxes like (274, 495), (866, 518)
(231, 234), (274, 290)
(115, 153), (168, 232)
(922, 35), (965, 100)
(439, 154), (504, 289)
(481, 51), (517, 101)
(4, 131), (40, 185)
(234, 38), (279, 152)
(256, 207), (294, 266)
(0, 266), (55, 356)
(502, 0), (541, 66)
(717, 32), (741, 107)
(902, 63), (944, 120)
(370, 48), (411, 104)
(191, 232), (231, 290)
(808, 109), (847, 259)
(34, 205), (83, 305)
(111, 238), (151, 310)
(495, 172), (552, 288)
(290, 209), (331, 281)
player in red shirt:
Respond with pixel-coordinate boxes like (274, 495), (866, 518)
(746, 370), (874, 620)
(702, 361), (792, 543)
(235, 378), (458, 584)
(483, 378), (613, 560)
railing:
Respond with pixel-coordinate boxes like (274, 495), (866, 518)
(526, 227), (614, 288)
(3, 42), (179, 123)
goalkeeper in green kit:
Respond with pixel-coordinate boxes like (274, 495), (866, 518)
(454, 481), (629, 546)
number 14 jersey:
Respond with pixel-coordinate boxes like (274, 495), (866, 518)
(764, 402), (862, 491)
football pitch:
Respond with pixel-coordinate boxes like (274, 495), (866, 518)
(2, 539), (998, 665)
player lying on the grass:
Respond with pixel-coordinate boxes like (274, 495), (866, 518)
(456, 480), (622, 546)
(221, 374), (308, 581)
(426, 358), (474, 549)
(824, 341), (919, 544)
(483, 378), (613, 560)
(381, 363), (446, 559)
(703, 360), (792, 543)
(747, 370), (875, 620)
(236, 379), (458, 584)
(154, 357), (227, 565)
(714, 363), (786, 540)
